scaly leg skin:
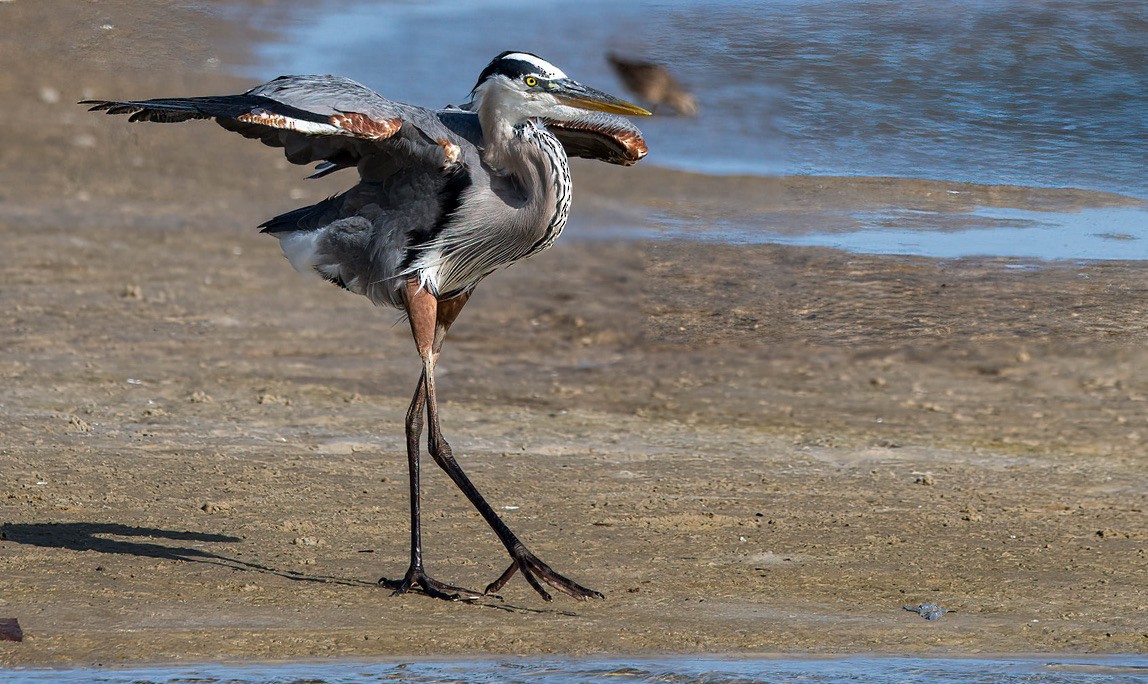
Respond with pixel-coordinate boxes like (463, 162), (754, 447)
(422, 356), (603, 602)
(380, 327), (484, 601)
(401, 281), (602, 602)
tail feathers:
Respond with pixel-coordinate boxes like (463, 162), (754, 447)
(258, 195), (343, 234)
(306, 160), (354, 179)
(304, 148), (361, 179)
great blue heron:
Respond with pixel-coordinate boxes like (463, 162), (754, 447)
(82, 51), (650, 602)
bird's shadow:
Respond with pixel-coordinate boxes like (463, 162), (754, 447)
(0, 522), (566, 614)
(0, 521), (370, 586)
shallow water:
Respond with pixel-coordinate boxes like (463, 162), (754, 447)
(9, 656), (1148, 684)
(239, 0), (1148, 260)
(644, 204), (1148, 261)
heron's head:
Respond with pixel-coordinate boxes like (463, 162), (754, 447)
(470, 51), (650, 123)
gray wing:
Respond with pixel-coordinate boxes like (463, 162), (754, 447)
(81, 75), (464, 175)
(435, 107), (648, 167)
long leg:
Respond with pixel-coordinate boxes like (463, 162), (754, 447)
(409, 282), (602, 601)
(422, 357), (602, 600)
(381, 284), (484, 600)
(380, 368), (483, 600)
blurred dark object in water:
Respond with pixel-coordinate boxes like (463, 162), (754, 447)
(903, 602), (952, 620)
(607, 53), (698, 116)
(0, 617), (23, 642)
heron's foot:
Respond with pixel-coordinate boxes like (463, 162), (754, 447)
(379, 567), (487, 602)
(485, 547), (604, 602)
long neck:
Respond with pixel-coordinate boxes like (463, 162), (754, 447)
(411, 109), (573, 300)
(474, 86), (527, 171)
(475, 87), (571, 236)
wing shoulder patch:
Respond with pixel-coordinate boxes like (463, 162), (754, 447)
(328, 111), (404, 140)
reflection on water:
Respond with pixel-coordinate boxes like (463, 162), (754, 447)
(8, 656), (1148, 683)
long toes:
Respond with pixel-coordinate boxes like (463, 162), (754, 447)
(484, 562), (519, 596)
(378, 575), (412, 594)
(379, 572), (484, 602)
(537, 570), (603, 600)
(519, 563), (553, 602)
(516, 553), (604, 601)
(381, 575), (451, 600)
(419, 582), (468, 602)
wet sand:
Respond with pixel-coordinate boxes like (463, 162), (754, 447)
(2, 0), (1147, 667)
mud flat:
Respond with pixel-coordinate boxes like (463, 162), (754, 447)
(1, 0), (1145, 666)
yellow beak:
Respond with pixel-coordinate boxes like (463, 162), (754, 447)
(551, 79), (652, 116)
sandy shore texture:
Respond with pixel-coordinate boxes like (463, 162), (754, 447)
(2, 0), (1147, 667)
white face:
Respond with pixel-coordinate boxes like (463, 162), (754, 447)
(515, 83), (567, 119)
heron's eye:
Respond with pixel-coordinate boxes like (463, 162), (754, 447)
(524, 76), (539, 87)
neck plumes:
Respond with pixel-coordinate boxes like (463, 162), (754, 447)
(408, 86), (572, 300)
(472, 86), (572, 259)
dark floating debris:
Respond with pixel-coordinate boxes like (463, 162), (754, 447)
(607, 53), (698, 116)
(0, 617), (23, 642)
(903, 602), (952, 620)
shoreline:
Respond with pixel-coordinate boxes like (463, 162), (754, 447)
(7, 653), (1148, 677)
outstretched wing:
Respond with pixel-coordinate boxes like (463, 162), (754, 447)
(81, 75), (462, 173)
